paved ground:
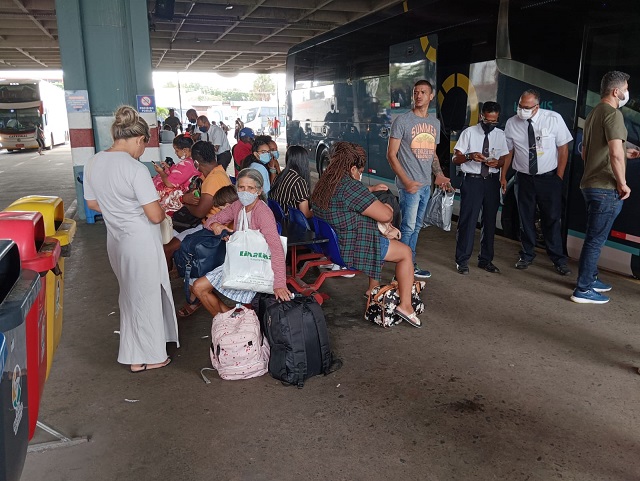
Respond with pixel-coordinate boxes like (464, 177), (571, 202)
(2, 145), (640, 481)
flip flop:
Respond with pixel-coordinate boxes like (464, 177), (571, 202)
(394, 308), (422, 328)
(178, 301), (201, 318)
(130, 357), (172, 373)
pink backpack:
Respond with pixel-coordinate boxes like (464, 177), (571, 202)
(209, 306), (269, 380)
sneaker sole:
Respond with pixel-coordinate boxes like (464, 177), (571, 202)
(593, 287), (612, 293)
(414, 272), (432, 279)
(570, 295), (609, 304)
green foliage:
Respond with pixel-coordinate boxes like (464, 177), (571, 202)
(156, 106), (169, 121)
(250, 75), (275, 101)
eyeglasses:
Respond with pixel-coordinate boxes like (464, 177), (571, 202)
(256, 149), (270, 154)
(481, 117), (499, 125)
(517, 103), (539, 110)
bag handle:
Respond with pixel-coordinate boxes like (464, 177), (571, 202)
(237, 207), (250, 232)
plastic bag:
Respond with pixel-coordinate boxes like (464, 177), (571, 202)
(221, 207), (287, 293)
(424, 187), (455, 231)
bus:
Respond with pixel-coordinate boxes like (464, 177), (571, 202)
(285, 0), (640, 278)
(0, 79), (69, 152)
(238, 104), (279, 135)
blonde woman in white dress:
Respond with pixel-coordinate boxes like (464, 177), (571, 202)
(84, 105), (179, 373)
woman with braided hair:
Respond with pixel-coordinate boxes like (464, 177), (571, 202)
(311, 141), (422, 327)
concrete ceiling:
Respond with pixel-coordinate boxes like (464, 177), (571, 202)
(0, 0), (403, 73)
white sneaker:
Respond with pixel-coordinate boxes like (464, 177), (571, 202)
(319, 263), (337, 270)
(332, 264), (355, 278)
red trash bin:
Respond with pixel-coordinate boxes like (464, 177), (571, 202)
(0, 239), (41, 481)
(0, 212), (58, 440)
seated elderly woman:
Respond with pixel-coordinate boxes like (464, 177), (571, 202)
(268, 145), (312, 217)
(311, 142), (421, 327)
(191, 168), (292, 316)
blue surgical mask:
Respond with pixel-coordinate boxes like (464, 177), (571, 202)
(259, 152), (271, 164)
(271, 150), (279, 160)
(199, 126), (208, 133)
(238, 191), (258, 206)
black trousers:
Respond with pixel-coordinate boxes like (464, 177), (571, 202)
(455, 175), (500, 266)
(515, 171), (566, 265)
(217, 150), (232, 171)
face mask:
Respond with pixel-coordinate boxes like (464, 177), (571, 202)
(238, 191), (258, 206)
(199, 126), (208, 133)
(258, 152), (271, 164)
(481, 121), (497, 134)
(516, 108), (534, 120)
(617, 89), (630, 108)
(271, 150), (279, 160)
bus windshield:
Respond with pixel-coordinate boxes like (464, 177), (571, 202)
(0, 107), (40, 133)
(0, 83), (39, 103)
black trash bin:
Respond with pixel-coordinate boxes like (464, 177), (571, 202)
(0, 239), (41, 481)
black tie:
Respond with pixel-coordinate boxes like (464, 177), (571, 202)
(481, 132), (490, 178)
(528, 119), (538, 175)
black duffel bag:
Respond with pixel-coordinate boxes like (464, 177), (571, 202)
(252, 294), (340, 388)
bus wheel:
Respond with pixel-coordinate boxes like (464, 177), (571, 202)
(631, 255), (640, 279)
(500, 188), (520, 240)
(317, 148), (330, 175)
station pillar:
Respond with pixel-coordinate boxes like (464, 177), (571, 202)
(55, 0), (159, 219)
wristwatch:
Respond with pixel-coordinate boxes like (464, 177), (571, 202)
(465, 153), (472, 161)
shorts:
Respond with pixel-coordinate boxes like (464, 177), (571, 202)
(379, 236), (390, 261)
(204, 265), (256, 306)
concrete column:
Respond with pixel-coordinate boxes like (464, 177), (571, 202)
(56, 0), (159, 219)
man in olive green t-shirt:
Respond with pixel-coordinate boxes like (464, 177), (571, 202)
(571, 71), (640, 304)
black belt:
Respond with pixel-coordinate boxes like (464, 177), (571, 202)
(464, 172), (499, 179)
(518, 169), (557, 177)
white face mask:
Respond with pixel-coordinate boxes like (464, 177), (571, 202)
(617, 89), (630, 108)
(517, 107), (534, 120)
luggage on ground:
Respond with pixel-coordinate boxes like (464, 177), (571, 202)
(253, 294), (335, 388)
(365, 280), (426, 327)
(209, 305), (269, 380)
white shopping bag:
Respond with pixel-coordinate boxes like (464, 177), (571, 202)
(221, 207), (287, 293)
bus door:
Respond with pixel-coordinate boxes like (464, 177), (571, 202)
(567, 23), (640, 278)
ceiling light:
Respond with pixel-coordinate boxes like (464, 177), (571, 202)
(225, 3), (233, 10)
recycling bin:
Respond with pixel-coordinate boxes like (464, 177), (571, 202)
(0, 212), (61, 382)
(0, 239), (41, 480)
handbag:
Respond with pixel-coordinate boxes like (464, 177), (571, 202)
(364, 280), (426, 328)
(173, 227), (228, 303)
(221, 207), (287, 293)
(423, 187), (455, 231)
(159, 216), (173, 244)
(171, 206), (201, 233)
(377, 222), (401, 240)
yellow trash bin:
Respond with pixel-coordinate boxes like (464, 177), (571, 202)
(4, 195), (76, 379)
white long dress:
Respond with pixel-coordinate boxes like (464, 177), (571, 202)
(84, 150), (179, 365)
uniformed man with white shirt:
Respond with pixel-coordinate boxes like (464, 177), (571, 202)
(453, 102), (509, 275)
(196, 115), (232, 171)
(502, 89), (573, 275)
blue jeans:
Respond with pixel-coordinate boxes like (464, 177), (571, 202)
(398, 184), (431, 263)
(576, 188), (623, 290)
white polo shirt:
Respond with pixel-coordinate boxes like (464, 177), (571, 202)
(454, 123), (509, 175)
(504, 108), (572, 175)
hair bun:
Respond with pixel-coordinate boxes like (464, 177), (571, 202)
(113, 105), (140, 129)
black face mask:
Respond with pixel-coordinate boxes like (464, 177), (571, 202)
(481, 121), (497, 134)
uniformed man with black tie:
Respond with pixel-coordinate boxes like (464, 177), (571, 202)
(453, 102), (509, 275)
(502, 89), (573, 275)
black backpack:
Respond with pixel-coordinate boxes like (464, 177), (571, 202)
(173, 228), (228, 302)
(253, 294), (339, 388)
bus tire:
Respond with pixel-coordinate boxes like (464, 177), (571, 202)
(631, 255), (640, 279)
(317, 147), (330, 175)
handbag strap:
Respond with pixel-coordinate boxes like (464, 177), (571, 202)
(237, 207), (250, 231)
